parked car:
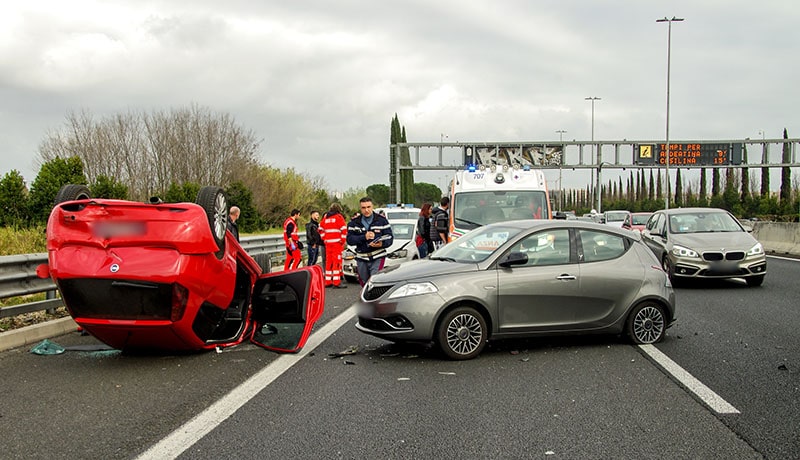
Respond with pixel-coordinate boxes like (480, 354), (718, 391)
(375, 206), (421, 221)
(343, 218), (420, 282)
(640, 207), (767, 286)
(38, 184), (325, 352)
(353, 220), (676, 360)
(603, 210), (631, 228)
(622, 212), (654, 233)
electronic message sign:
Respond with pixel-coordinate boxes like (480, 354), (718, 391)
(635, 143), (742, 166)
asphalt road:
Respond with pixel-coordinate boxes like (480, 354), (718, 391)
(0, 258), (797, 459)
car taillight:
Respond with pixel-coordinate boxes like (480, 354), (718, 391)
(171, 284), (189, 322)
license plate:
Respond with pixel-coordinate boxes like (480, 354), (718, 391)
(92, 221), (147, 238)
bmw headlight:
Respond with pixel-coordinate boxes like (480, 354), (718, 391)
(671, 244), (699, 258)
(747, 242), (764, 256)
(388, 282), (438, 299)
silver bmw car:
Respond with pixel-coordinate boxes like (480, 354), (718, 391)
(353, 220), (676, 360)
(640, 207), (767, 287)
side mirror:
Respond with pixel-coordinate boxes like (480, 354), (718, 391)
(554, 211), (567, 220)
(499, 252), (528, 268)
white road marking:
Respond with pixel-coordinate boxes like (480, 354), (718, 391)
(136, 306), (357, 460)
(639, 344), (740, 414)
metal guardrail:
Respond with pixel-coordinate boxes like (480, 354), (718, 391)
(0, 233), (295, 320)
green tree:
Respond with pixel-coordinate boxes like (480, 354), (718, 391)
(28, 156), (87, 225)
(225, 181), (263, 232)
(0, 170), (28, 227)
(413, 182), (442, 205)
(780, 128), (793, 215)
(698, 168), (708, 206)
(399, 126), (414, 204)
(674, 169), (683, 207)
(366, 184), (390, 206)
(722, 168), (741, 215)
(164, 182), (201, 203)
(91, 175), (129, 199)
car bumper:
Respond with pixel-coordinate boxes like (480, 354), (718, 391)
(670, 254), (767, 280)
(353, 290), (445, 342)
(49, 246), (237, 350)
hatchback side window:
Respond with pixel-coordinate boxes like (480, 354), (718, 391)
(579, 230), (627, 262)
(513, 229), (571, 266)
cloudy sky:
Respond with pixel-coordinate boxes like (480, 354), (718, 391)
(2, 0), (798, 194)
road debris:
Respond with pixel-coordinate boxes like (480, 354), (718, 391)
(329, 346), (358, 358)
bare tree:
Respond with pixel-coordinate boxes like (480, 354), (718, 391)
(38, 105), (261, 200)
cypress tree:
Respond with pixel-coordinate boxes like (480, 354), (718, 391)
(699, 168), (708, 205)
(780, 128), (792, 210)
(674, 169), (683, 207)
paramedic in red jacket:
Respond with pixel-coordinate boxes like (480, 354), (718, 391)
(319, 203), (348, 288)
(283, 209), (302, 271)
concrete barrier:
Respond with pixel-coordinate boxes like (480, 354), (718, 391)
(752, 222), (800, 257)
(0, 317), (79, 353)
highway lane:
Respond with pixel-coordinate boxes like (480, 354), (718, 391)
(1, 257), (797, 458)
(655, 256), (800, 459)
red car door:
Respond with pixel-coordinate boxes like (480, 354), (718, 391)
(249, 265), (325, 353)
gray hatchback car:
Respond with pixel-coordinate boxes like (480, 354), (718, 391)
(353, 220), (676, 360)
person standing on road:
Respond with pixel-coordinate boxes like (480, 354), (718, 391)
(416, 203), (433, 258)
(429, 196), (450, 252)
(227, 206), (240, 242)
(283, 209), (303, 271)
(305, 210), (322, 266)
(319, 203), (348, 288)
(347, 197), (393, 286)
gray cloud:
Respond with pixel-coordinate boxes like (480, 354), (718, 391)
(1, 0), (798, 195)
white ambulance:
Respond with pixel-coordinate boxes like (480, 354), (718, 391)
(448, 162), (552, 240)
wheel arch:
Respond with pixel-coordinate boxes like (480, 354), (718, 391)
(433, 298), (493, 340)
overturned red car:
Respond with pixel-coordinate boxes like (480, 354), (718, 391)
(38, 184), (324, 353)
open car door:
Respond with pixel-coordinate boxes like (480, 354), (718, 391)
(249, 265), (325, 353)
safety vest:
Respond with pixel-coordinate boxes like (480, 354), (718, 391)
(283, 217), (298, 246)
(319, 212), (346, 245)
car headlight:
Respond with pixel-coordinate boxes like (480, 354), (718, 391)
(671, 244), (699, 258)
(747, 242), (764, 256)
(387, 282), (438, 299)
(388, 249), (408, 259)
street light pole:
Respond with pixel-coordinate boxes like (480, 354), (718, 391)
(657, 16), (684, 210)
(556, 129), (567, 211)
(585, 97), (601, 212)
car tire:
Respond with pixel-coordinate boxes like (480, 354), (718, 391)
(195, 186), (228, 259)
(252, 253), (272, 273)
(661, 255), (677, 282)
(746, 275), (765, 287)
(626, 302), (667, 344)
(54, 184), (91, 204)
(436, 306), (487, 360)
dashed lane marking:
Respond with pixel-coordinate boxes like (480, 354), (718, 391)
(639, 343), (740, 415)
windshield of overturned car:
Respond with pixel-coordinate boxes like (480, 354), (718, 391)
(431, 225), (521, 263)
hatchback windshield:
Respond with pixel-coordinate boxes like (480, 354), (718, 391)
(430, 225), (522, 263)
(669, 211), (743, 234)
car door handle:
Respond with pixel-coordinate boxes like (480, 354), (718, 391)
(556, 274), (576, 281)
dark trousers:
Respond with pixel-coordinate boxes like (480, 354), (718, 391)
(307, 245), (320, 265)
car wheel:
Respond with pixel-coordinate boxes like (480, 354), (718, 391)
(746, 275), (765, 287)
(195, 186), (228, 259)
(252, 253), (272, 273)
(436, 306), (487, 360)
(661, 255), (676, 281)
(626, 302), (667, 344)
(54, 184), (91, 204)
